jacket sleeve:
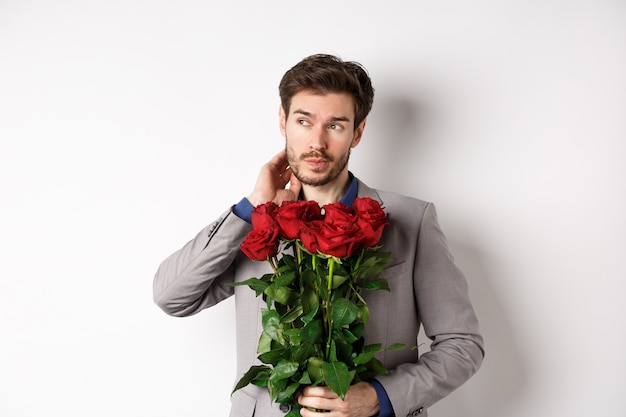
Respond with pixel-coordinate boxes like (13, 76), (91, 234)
(375, 203), (485, 417)
(153, 207), (252, 317)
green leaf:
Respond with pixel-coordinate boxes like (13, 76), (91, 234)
(293, 342), (316, 365)
(270, 360), (299, 382)
(282, 254), (297, 270)
(330, 274), (350, 289)
(276, 270), (297, 287)
(301, 269), (316, 287)
(301, 287), (319, 314)
(353, 352), (375, 365)
(257, 331), (272, 354)
(322, 361), (352, 400)
(330, 285), (348, 302)
(349, 322), (365, 339)
(301, 305), (319, 325)
(331, 298), (359, 328)
(356, 252), (392, 279)
(275, 302), (288, 317)
(365, 357), (389, 376)
(283, 328), (303, 345)
(281, 305), (303, 324)
(342, 328), (358, 344)
(328, 339), (338, 362)
(306, 357), (325, 382)
(265, 283), (296, 305)
(386, 343), (407, 350)
(335, 338), (354, 362)
(226, 277), (268, 294)
(357, 305), (369, 325)
(364, 343), (383, 353)
(258, 349), (285, 366)
(262, 309), (283, 343)
(298, 371), (312, 384)
(231, 365), (271, 393)
(302, 319), (324, 344)
(276, 381), (300, 404)
(268, 377), (288, 401)
(251, 370), (270, 387)
(359, 278), (390, 291)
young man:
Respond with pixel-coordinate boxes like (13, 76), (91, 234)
(153, 54), (484, 417)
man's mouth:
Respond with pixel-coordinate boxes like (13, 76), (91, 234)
(304, 158), (329, 169)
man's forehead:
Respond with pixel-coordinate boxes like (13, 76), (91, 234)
(288, 91), (355, 120)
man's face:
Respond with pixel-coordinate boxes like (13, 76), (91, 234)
(280, 90), (365, 187)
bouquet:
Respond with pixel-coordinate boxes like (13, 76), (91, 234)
(230, 197), (404, 415)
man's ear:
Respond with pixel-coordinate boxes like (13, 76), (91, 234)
(351, 119), (367, 148)
(278, 105), (287, 137)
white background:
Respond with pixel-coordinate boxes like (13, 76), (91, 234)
(1, 1), (625, 416)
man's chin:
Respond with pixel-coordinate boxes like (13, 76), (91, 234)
(295, 172), (334, 187)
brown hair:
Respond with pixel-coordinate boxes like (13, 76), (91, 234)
(279, 54), (374, 128)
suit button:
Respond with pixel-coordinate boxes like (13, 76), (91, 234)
(279, 403), (292, 413)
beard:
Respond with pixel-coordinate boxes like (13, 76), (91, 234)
(285, 141), (351, 187)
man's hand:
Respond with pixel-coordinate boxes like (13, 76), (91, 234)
(247, 150), (301, 206)
(297, 382), (380, 417)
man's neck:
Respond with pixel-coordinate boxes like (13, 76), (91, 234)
(301, 171), (351, 206)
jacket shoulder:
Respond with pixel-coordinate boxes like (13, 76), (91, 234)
(356, 178), (431, 215)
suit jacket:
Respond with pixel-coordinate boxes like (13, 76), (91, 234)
(153, 179), (484, 417)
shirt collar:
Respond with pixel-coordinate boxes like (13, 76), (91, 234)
(339, 172), (358, 207)
(297, 172), (359, 207)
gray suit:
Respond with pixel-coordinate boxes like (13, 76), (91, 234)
(153, 179), (484, 417)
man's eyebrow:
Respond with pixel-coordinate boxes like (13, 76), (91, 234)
(293, 109), (312, 117)
(329, 115), (351, 122)
(292, 109), (351, 122)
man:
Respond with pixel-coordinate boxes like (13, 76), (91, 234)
(153, 54), (484, 417)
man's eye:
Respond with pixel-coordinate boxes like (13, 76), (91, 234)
(329, 124), (343, 130)
(298, 119), (310, 126)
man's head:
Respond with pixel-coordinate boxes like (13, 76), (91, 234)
(279, 54), (374, 129)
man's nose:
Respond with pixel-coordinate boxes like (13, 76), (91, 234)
(309, 126), (327, 150)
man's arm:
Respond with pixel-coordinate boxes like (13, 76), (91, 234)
(153, 150), (301, 317)
(375, 203), (484, 416)
(152, 208), (251, 316)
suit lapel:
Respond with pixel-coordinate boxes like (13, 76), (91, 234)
(356, 178), (384, 205)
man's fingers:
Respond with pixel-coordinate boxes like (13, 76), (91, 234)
(302, 386), (338, 399)
(249, 150), (295, 206)
(287, 172), (301, 196)
(268, 149), (289, 171)
(298, 386), (339, 416)
(268, 150), (293, 185)
(277, 165), (292, 185)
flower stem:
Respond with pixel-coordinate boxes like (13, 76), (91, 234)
(328, 257), (335, 292)
(296, 245), (303, 272)
(348, 249), (365, 301)
(325, 258), (336, 360)
(268, 256), (278, 274)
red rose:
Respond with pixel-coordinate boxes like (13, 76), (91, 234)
(240, 226), (280, 261)
(251, 202), (278, 230)
(353, 197), (389, 247)
(275, 200), (323, 240)
(299, 219), (322, 254)
(241, 202), (280, 261)
(315, 221), (362, 258)
(323, 203), (358, 228)
(298, 204), (363, 257)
